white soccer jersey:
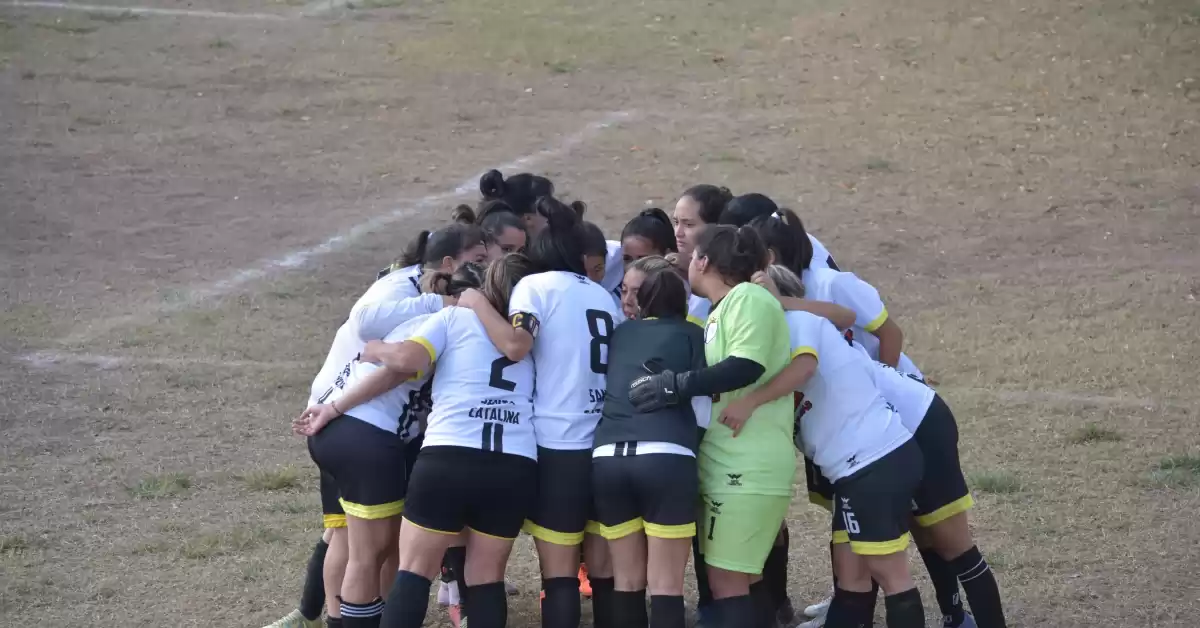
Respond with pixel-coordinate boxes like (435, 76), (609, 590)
(687, 294), (711, 328)
(308, 266), (441, 406)
(800, 267), (922, 377)
(412, 307), (537, 460)
(600, 240), (625, 306)
(785, 311), (912, 483)
(870, 361), (936, 434)
(509, 271), (621, 450)
(322, 315), (431, 439)
(808, 234), (835, 271)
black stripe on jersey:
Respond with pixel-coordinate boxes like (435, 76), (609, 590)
(628, 441), (637, 456)
(482, 423), (505, 453)
(317, 386), (335, 404)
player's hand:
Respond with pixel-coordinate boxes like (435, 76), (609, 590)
(752, 270), (781, 299)
(293, 403), (340, 436)
(718, 397), (756, 437)
(629, 369), (681, 413)
(456, 288), (489, 311)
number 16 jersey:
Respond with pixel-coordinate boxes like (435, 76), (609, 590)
(509, 271), (622, 450)
(411, 307), (537, 461)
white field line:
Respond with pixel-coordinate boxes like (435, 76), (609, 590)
(3, 0), (289, 20)
(58, 110), (634, 345)
(21, 350), (310, 371)
(298, 0), (350, 17)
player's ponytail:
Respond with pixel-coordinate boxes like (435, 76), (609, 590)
(479, 169), (555, 215)
(398, 230), (432, 268)
(693, 224), (769, 286)
(748, 207), (814, 274)
(420, 262), (486, 296)
(525, 195), (588, 276)
(482, 253), (538, 313)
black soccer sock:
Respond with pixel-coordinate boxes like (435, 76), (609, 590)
(649, 595), (685, 628)
(712, 595), (755, 628)
(692, 536), (714, 608)
(300, 539), (330, 621)
(951, 546), (1007, 628)
(749, 581), (775, 628)
(379, 570), (430, 628)
(822, 588), (875, 628)
(443, 546), (469, 611)
(763, 527), (790, 611)
(465, 582), (507, 628)
(340, 597), (384, 628)
(589, 577), (616, 628)
(612, 589), (648, 628)
(542, 576), (582, 628)
(919, 548), (965, 627)
(326, 617), (343, 628)
(883, 588), (924, 628)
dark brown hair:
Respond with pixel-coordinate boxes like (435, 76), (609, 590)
(693, 225), (770, 285)
(630, 256), (688, 319)
(481, 253), (538, 313)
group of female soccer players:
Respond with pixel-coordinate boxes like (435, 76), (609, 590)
(263, 170), (1009, 628)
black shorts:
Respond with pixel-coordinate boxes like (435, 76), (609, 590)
(308, 415), (408, 521)
(804, 455), (835, 512)
(404, 445), (537, 540)
(319, 469), (346, 529)
(911, 395), (973, 527)
(592, 451), (698, 540)
(524, 447), (592, 546)
(831, 439), (923, 555)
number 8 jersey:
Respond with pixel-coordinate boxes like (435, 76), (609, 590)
(411, 307), (537, 460)
(509, 271), (622, 450)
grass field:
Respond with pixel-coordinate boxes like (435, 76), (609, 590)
(1, 0), (1199, 625)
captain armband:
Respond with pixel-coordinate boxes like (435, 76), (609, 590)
(510, 312), (540, 338)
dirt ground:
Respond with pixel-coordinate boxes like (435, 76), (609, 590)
(1, 0), (1198, 625)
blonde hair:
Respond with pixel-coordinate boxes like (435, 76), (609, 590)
(481, 253), (537, 313)
(765, 264), (805, 298)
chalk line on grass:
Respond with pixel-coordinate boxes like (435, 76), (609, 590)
(3, 0), (290, 20)
(60, 110), (635, 345)
(21, 350), (310, 371)
(298, 0), (352, 17)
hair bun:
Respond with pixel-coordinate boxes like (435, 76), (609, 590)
(479, 169), (506, 199)
(451, 204), (477, 225)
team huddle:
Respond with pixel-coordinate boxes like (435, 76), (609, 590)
(264, 170), (1009, 628)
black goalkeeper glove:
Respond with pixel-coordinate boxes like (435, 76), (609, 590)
(629, 360), (693, 413)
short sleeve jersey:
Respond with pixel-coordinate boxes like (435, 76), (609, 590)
(411, 307), (537, 461)
(870, 361), (936, 433)
(699, 283), (797, 496)
(308, 264), (438, 406)
(784, 311), (911, 482)
(800, 267), (923, 378)
(322, 315), (431, 440)
(807, 234), (838, 271)
(509, 271), (622, 450)
(599, 240), (625, 306)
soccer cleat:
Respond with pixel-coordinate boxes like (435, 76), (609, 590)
(949, 613), (979, 628)
(693, 604), (716, 628)
(797, 616), (825, 628)
(578, 564), (592, 598)
(260, 609), (322, 628)
(803, 594), (832, 619)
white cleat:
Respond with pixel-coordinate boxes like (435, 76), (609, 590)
(797, 616), (825, 628)
(803, 594), (832, 619)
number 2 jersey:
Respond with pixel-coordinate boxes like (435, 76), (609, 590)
(309, 264), (442, 405)
(784, 310), (912, 483)
(509, 271), (622, 450)
(411, 307), (537, 461)
(321, 315), (431, 442)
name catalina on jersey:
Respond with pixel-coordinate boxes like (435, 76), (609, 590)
(468, 397), (522, 424)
